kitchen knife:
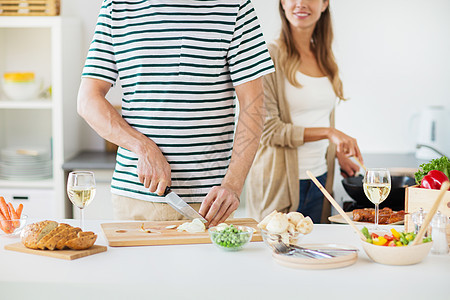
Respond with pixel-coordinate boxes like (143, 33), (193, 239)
(164, 187), (207, 223)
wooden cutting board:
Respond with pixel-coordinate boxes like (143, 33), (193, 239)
(4, 243), (107, 260)
(101, 218), (262, 247)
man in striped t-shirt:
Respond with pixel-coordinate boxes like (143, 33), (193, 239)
(77, 0), (274, 225)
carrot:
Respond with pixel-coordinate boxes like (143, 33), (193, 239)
(0, 210), (12, 234)
(16, 203), (23, 218)
(7, 202), (20, 228)
(0, 211), (6, 233)
(0, 197), (11, 220)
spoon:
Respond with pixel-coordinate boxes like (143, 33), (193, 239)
(306, 170), (368, 242)
(410, 181), (450, 246)
(353, 156), (367, 172)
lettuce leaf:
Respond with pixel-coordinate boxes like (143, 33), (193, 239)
(415, 156), (450, 185)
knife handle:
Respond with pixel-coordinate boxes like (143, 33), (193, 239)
(164, 186), (171, 196)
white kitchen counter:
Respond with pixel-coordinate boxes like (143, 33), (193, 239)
(1, 221), (448, 300)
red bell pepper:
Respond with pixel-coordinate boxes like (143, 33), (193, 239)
(420, 170), (450, 190)
(384, 234), (394, 242)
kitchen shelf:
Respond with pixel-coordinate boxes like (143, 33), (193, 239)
(63, 150), (117, 171)
(0, 178), (53, 189)
(0, 16), (62, 28)
(0, 99), (52, 109)
(0, 16), (83, 219)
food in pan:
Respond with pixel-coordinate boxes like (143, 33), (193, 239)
(352, 207), (405, 224)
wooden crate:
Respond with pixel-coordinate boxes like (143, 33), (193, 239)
(0, 0), (60, 16)
(405, 185), (450, 244)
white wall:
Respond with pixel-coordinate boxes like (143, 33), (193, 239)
(62, 0), (450, 154)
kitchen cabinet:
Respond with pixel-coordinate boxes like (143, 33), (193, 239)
(0, 17), (82, 218)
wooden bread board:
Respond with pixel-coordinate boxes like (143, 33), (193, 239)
(101, 218), (262, 247)
(4, 243), (107, 260)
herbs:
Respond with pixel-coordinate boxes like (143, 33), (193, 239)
(414, 156), (450, 185)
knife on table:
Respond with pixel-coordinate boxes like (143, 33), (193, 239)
(164, 187), (207, 223)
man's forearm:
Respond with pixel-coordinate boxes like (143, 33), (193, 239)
(77, 78), (157, 157)
(222, 78), (265, 197)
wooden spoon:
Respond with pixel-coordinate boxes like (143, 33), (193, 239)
(410, 181), (450, 246)
(353, 156), (367, 172)
(307, 170), (367, 241)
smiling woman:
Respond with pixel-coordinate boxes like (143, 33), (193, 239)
(246, 0), (363, 224)
(251, 0), (450, 155)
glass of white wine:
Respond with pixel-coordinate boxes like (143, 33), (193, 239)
(67, 171), (96, 230)
(363, 168), (391, 230)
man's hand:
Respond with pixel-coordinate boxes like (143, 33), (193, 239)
(136, 145), (171, 196)
(199, 186), (240, 226)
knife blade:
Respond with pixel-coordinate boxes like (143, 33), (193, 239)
(164, 187), (207, 223)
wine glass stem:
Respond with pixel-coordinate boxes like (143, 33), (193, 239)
(80, 208), (84, 231)
(375, 204), (379, 230)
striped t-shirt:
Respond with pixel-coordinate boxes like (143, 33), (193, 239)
(82, 0), (274, 203)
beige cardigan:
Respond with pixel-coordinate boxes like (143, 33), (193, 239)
(246, 43), (337, 222)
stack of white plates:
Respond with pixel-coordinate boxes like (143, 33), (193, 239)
(0, 148), (52, 180)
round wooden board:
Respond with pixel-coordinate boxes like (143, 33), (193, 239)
(272, 244), (358, 270)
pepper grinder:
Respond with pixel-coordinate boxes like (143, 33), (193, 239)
(431, 211), (449, 255)
(411, 208), (426, 234)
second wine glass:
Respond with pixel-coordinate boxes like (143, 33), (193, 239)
(363, 168), (391, 230)
(67, 171), (96, 231)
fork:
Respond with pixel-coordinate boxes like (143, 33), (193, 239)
(274, 240), (334, 259)
(271, 241), (317, 258)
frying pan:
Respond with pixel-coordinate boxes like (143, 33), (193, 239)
(341, 175), (416, 211)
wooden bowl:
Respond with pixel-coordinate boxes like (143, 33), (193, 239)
(361, 240), (433, 265)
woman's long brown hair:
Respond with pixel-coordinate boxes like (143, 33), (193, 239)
(278, 0), (345, 100)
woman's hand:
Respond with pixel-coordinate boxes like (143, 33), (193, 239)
(328, 128), (363, 162)
(337, 151), (360, 177)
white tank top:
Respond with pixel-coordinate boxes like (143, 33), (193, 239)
(284, 71), (336, 179)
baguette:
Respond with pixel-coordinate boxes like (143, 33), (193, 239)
(21, 221), (58, 249)
(21, 221), (96, 250)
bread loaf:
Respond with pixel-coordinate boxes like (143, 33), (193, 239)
(36, 223), (71, 250)
(46, 227), (71, 250)
(65, 231), (97, 250)
(55, 227), (82, 250)
(21, 221), (96, 251)
(21, 220), (58, 249)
